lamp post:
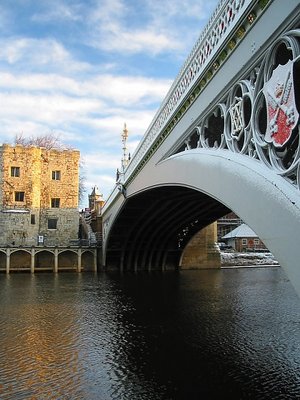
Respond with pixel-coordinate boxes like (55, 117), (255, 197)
(121, 123), (129, 172)
(117, 123), (130, 198)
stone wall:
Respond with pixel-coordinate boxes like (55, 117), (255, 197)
(0, 147), (3, 208)
(2, 145), (41, 208)
(180, 222), (221, 269)
(0, 209), (38, 246)
(0, 144), (80, 246)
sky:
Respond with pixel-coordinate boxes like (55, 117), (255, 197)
(0, 0), (220, 207)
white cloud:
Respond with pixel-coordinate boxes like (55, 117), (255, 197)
(31, 2), (82, 22)
(77, 107), (155, 133)
(84, 0), (217, 56)
(94, 26), (180, 55)
(83, 152), (122, 199)
(0, 92), (103, 122)
(86, 0), (183, 55)
(90, 0), (127, 25)
(145, 0), (210, 20)
(1, 119), (45, 143)
(87, 75), (172, 105)
(0, 38), (90, 72)
(84, 152), (120, 170)
(0, 72), (79, 93)
(0, 68), (161, 168)
(85, 172), (117, 200)
(0, 71), (171, 105)
(0, 0), (220, 206)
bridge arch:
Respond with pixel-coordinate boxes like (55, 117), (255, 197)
(0, 251), (6, 271)
(104, 149), (300, 294)
(10, 249), (31, 271)
(58, 250), (78, 271)
(35, 250), (55, 271)
(105, 185), (229, 272)
(81, 249), (96, 271)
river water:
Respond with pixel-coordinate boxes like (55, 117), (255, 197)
(0, 267), (299, 399)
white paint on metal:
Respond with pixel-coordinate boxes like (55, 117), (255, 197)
(127, 149), (300, 297)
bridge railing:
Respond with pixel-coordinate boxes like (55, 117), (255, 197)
(122, 0), (251, 183)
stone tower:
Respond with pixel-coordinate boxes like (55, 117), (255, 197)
(88, 186), (105, 216)
(0, 144), (80, 246)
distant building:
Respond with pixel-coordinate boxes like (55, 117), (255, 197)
(0, 144), (80, 246)
(88, 186), (105, 217)
(222, 223), (268, 252)
(217, 212), (242, 240)
(88, 186), (105, 245)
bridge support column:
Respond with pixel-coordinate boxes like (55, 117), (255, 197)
(6, 249), (10, 274)
(31, 248), (35, 273)
(54, 248), (58, 273)
(180, 222), (220, 269)
(93, 250), (97, 272)
(77, 248), (82, 272)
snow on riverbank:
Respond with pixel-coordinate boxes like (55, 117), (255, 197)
(221, 251), (279, 267)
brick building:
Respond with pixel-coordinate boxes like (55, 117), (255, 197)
(222, 223), (268, 252)
(217, 211), (242, 241)
(0, 144), (80, 246)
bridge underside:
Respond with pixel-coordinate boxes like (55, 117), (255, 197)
(105, 186), (229, 271)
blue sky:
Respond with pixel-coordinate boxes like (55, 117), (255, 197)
(0, 0), (219, 206)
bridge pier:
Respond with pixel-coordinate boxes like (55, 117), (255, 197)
(54, 248), (59, 273)
(31, 248), (35, 273)
(6, 249), (10, 274)
(180, 223), (220, 270)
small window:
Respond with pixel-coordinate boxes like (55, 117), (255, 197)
(11, 167), (20, 177)
(31, 214), (36, 225)
(52, 170), (61, 180)
(15, 191), (25, 202)
(254, 239), (259, 245)
(51, 198), (60, 208)
(242, 238), (247, 245)
(48, 218), (58, 230)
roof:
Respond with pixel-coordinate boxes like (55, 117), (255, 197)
(222, 223), (258, 239)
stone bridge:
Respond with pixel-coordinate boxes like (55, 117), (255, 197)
(0, 246), (97, 273)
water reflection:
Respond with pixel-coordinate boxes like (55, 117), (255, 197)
(0, 268), (299, 399)
(0, 275), (85, 399)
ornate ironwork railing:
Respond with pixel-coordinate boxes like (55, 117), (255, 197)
(173, 28), (300, 189)
(124, 0), (253, 181)
(106, 0), (300, 209)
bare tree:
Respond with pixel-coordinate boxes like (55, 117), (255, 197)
(78, 158), (86, 205)
(14, 133), (86, 204)
(14, 132), (72, 150)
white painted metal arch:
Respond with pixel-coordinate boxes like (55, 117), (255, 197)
(127, 149), (300, 296)
(102, 0), (300, 297)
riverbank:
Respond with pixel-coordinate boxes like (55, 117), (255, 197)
(221, 251), (279, 268)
